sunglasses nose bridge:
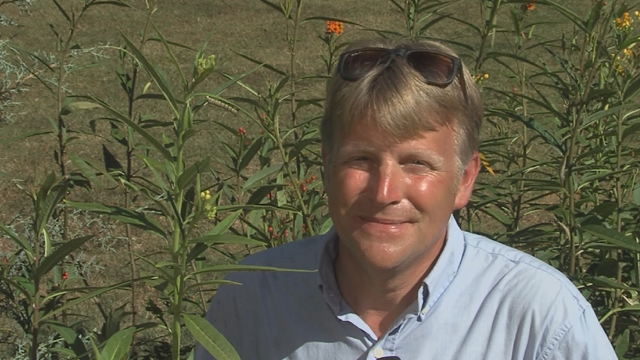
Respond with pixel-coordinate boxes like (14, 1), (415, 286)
(381, 48), (408, 68)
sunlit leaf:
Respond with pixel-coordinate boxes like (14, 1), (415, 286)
(101, 327), (135, 360)
(183, 314), (240, 360)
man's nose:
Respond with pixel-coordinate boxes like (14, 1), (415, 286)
(369, 162), (404, 205)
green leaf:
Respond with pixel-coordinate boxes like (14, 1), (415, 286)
(36, 174), (68, 237)
(69, 153), (100, 185)
(203, 64), (264, 96)
(183, 314), (240, 360)
(65, 200), (167, 239)
(582, 224), (640, 252)
(177, 158), (210, 191)
(189, 235), (265, 246)
(2, 130), (53, 145)
(238, 137), (264, 172)
(584, 0), (603, 32)
(588, 276), (639, 291)
(581, 103), (639, 129)
(40, 276), (154, 322)
(47, 322), (78, 343)
(101, 327), (135, 360)
(0, 276), (33, 302)
(623, 73), (640, 101)
(191, 264), (309, 277)
(91, 96), (173, 161)
(187, 234), (265, 263)
(121, 33), (179, 117)
(151, 22), (188, 90)
(0, 224), (34, 261)
(217, 204), (298, 214)
(539, 0), (587, 32)
(615, 329), (630, 358)
(35, 235), (93, 281)
(301, 16), (363, 27)
(51, 0), (71, 24)
(208, 210), (242, 235)
(232, 52), (285, 76)
(623, 122), (640, 142)
(186, 279), (241, 291)
(91, 1), (132, 7)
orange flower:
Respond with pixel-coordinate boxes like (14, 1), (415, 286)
(326, 20), (344, 36)
(615, 12), (632, 30)
(525, 3), (535, 11)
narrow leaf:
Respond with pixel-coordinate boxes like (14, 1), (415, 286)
(91, 96), (173, 161)
(583, 225), (640, 252)
(0, 224), (34, 260)
(101, 327), (135, 360)
(35, 235), (93, 281)
(65, 200), (167, 239)
(121, 33), (179, 117)
(189, 235), (265, 246)
(183, 314), (240, 360)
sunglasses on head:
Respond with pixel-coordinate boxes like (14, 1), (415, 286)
(337, 46), (468, 103)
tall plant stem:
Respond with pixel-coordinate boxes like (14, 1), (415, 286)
(273, 115), (314, 236)
(563, 106), (582, 277)
(608, 109), (626, 338)
(475, 0), (501, 74)
(288, 0), (303, 129)
(54, 4), (89, 326)
(30, 228), (41, 360)
(123, 7), (153, 345)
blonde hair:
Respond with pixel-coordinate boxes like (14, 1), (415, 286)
(321, 38), (483, 171)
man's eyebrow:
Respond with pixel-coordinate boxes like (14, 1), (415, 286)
(337, 143), (446, 165)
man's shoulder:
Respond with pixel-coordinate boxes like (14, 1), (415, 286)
(461, 231), (588, 307)
(238, 233), (328, 270)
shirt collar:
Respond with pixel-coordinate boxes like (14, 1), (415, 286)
(316, 216), (466, 317)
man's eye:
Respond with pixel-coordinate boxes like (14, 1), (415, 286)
(409, 160), (428, 166)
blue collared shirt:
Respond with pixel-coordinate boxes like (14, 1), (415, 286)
(195, 217), (616, 360)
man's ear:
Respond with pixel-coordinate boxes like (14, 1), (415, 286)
(453, 151), (480, 210)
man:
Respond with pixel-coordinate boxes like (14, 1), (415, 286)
(195, 38), (616, 360)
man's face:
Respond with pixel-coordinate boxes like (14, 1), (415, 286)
(323, 121), (479, 272)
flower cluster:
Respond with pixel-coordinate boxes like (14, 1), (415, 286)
(238, 127), (247, 136)
(615, 12), (632, 30)
(525, 3), (535, 11)
(326, 20), (343, 36)
(197, 54), (216, 75)
(200, 190), (217, 219)
(200, 190), (212, 200)
(474, 73), (490, 84)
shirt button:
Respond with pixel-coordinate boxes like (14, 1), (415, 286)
(373, 347), (384, 358)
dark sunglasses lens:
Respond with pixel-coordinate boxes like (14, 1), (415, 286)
(342, 49), (389, 79)
(406, 51), (455, 84)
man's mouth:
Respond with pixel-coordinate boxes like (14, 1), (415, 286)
(359, 216), (409, 225)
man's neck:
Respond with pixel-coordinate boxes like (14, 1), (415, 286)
(334, 239), (444, 338)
